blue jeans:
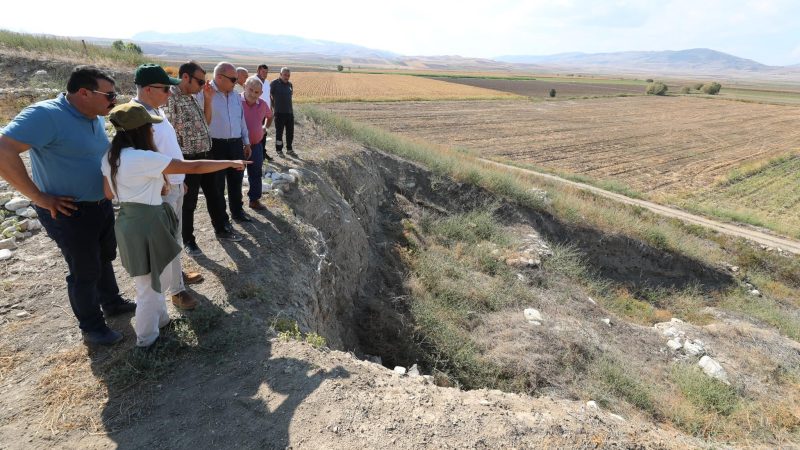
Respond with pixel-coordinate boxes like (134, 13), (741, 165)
(35, 200), (123, 332)
(247, 142), (264, 201)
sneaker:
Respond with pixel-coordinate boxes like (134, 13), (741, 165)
(171, 291), (198, 310)
(264, 153), (274, 162)
(215, 229), (242, 242)
(232, 213), (252, 222)
(101, 299), (136, 316)
(286, 149), (298, 158)
(276, 149), (285, 158)
(183, 271), (204, 285)
(249, 200), (267, 210)
(184, 242), (202, 256)
(83, 327), (123, 346)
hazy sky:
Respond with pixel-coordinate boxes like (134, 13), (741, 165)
(3, 0), (799, 65)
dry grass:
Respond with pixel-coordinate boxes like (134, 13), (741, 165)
(0, 345), (23, 381)
(292, 72), (522, 103)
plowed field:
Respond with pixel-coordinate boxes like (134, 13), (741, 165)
(431, 77), (645, 98)
(319, 97), (800, 196)
(290, 73), (520, 103)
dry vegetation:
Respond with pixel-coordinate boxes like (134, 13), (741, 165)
(291, 72), (522, 103)
(432, 77), (645, 98)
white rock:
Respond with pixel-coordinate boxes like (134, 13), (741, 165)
(393, 366), (406, 376)
(0, 192), (13, 204)
(698, 356), (729, 384)
(601, 318), (612, 327)
(16, 311), (29, 317)
(586, 401), (599, 410)
(683, 340), (705, 356)
(408, 364), (420, 377)
(670, 318), (685, 324)
(5, 198), (30, 211)
(34, 69), (48, 76)
(749, 289), (761, 297)
(422, 375), (434, 384)
(667, 339), (683, 351)
(524, 308), (543, 324)
(16, 207), (37, 218)
(0, 238), (15, 250)
(24, 219), (41, 231)
(0, 249), (12, 261)
(21, 232), (31, 239)
(529, 321), (542, 326)
(288, 168), (301, 181)
(661, 326), (682, 338)
(516, 273), (526, 282)
(587, 297), (597, 305)
(608, 413), (626, 422)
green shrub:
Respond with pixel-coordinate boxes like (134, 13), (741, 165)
(645, 78), (654, 83)
(672, 365), (738, 415)
(548, 88), (556, 98)
(701, 82), (722, 95)
(692, 83), (704, 90)
(680, 86), (691, 94)
(646, 81), (668, 96)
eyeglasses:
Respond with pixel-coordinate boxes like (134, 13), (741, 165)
(192, 76), (206, 86)
(91, 90), (117, 101)
(222, 75), (237, 84)
(148, 85), (170, 93)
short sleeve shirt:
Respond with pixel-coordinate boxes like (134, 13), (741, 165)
(101, 148), (171, 205)
(270, 79), (293, 114)
(0, 94), (110, 201)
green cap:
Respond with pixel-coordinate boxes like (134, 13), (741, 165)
(134, 63), (180, 86)
(108, 102), (163, 131)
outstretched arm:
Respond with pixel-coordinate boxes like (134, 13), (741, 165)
(162, 159), (250, 175)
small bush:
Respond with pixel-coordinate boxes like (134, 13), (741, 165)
(672, 365), (738, 415)
(701, 82), (722, 95)
(646, 81), (668, 96)
(645, 78), (654, 83)
(548, 88), (556, 98)
(692, 83), (704, 90)
(680, 86), (691, 94)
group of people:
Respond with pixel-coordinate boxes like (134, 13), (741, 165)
(0, 61), (296, 350)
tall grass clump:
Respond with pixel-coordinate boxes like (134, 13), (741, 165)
(0, 29), (157, 66)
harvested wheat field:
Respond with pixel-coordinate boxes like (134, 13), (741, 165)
(291, 72), (522, 103)
(431, 77), (645, 98)
(320, 96), (800, 195)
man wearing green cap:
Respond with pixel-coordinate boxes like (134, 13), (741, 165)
(131, 64), (201, 311)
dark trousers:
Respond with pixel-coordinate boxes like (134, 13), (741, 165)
(274, 113), (294, 152)
(183, 152), (229, 241)
(35, 200), (122, 332)
(247, 142), (264, 201)
(211, 138), (245, 218)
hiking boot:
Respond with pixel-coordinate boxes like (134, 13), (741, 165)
(286, 149), (298, 158)
(249, 200), (267, 210)
(215, 229), (242, 242)
(83, 327), (123, 346)
(101, 299), (136, 316)
(171, 291), (198, 310)
(276, 149), (285, 158)
(233, 213), (252, 222)
(183, 271), (204, 285)
(184, 242), (202, 256)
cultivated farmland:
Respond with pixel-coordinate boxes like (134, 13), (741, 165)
(289, 72), (521, 103)
(319, 96), (800, 235)
(431, 77), (645, 98)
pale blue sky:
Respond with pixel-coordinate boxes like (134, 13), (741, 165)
(3, 0), (799, 65)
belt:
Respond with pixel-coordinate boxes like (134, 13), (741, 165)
(184, 151), (209, 160)
(211, 137), (242, 142)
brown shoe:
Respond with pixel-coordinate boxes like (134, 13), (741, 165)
(249, 200), (267, 210)
(171, 291), (198, 310)
(182, 271), (204, 285)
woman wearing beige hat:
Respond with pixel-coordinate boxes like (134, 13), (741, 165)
(101, 102), (249, 350)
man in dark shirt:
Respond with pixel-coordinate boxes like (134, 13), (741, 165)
(270, 67), (296, 158)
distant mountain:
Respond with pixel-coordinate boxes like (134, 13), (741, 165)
(495, 48), (773, 73)
(133, 28), (398, 59)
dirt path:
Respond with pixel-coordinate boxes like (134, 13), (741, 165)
(478, 157), (800, 255)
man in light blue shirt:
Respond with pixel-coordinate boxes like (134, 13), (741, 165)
(0, 66), (135, 346)
(196, 62), (253, 224)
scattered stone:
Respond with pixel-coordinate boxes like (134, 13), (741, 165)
(0, 238), (15, 250)
(0, 192), (13, 204)
(16, 311), (29, 317)
(505, 256), (540, 268)
(20, 219), (41, 231)
(683, 340), (705, 357)
(587, 297), (597, 305)
(288, 168), (302, 182)
(407, 364), (420, 377)
(16, 207), (37, 218)
(393, 366), (406, 376)
(670, 318), (684, 324)
(421, 375), (434, 384)
(34, 69), (48, 77)
(749, 289), (761, 297)
(4, 197), (30, 211)
(523, 308), (543, 325)
(660, 326), (682, 339)
(601, 318), (611, 327)
(666, 339), (683, 351)
(698, 356), (729, 384)
(608, 413), (626, 422)
(730, 266), (739, 273)
(0, 249), (13, 261)
(586, 401), (599, 411)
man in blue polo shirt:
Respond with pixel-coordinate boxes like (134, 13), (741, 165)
(0, 66), (135, 346)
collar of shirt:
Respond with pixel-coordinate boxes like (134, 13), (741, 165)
(132, 97), (163, 117)
(59, 93), (98, 122)
(241, 93), (262, 107)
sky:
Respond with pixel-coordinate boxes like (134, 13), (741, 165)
(2, 0), (799, 66)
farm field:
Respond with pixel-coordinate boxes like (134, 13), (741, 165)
(319, 96), (800, 236)
(430, 76), (645, 98)
(289, 72), (521, 103)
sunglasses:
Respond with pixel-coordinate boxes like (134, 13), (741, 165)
(91, 90), (118, 101)
(192, 76), (206, 86)
(222, 75), (237, 83)
(148, 85), (171, 93)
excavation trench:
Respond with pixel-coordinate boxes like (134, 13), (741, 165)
(284, 148), (736, 370)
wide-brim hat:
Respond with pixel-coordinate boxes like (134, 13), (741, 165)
(109, 102), (163, 131)
(134, 63), (181, 86)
